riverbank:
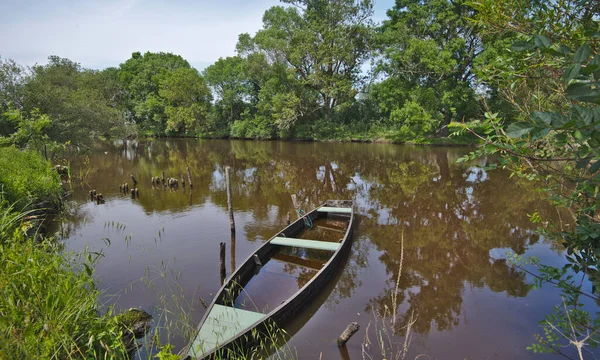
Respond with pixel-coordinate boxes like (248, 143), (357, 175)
(0, 146), (131, 359)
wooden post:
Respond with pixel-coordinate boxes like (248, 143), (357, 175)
(219, 242), (226, 284)
(338, 344), (351, 360)
(186, 166), (193, 188)
(287, 212), (291, 225)
(230, 234), (236, 271)
(225, 166), (235, 234)
(337, 322), (360, 347)
(161, 171), (165, 186)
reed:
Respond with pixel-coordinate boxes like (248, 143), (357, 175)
(361, 229), (420, 360)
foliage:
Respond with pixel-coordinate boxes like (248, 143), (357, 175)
(0, 146), (62, 209)
(22, 56), (125, 145)
(159, 67), (212, 134)
(235, 0), (375, 134)
(375, 0), (483, 138)
(451, 1), (600, 356)
(119, 51), (209, 136)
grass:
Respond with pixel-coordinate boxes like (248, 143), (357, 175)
(0, 146), (63, 209)
(0, 148), (129, 359)
(0, 203), (129, 359)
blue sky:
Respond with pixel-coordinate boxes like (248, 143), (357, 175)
(0, 0), (394, 71)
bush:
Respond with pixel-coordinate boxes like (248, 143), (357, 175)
(0, 146), (62, 209)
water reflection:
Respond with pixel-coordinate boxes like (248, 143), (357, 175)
(59, 139), (566, 359)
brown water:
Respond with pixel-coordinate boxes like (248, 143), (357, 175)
(56, 139), (592, 359)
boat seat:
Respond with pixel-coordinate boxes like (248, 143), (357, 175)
(189, 304), (265, 357)
(317, 206), (352, 214)
(271, 237), (341, 251)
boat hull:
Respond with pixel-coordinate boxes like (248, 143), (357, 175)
(184, 200), (354, 359)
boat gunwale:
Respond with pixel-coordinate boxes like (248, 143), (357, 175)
(185, 200), (354, 359)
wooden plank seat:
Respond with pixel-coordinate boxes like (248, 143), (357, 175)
(190, 304), (265, 357)
(317, 206), (352, 214)
(271, 237), (341, 251)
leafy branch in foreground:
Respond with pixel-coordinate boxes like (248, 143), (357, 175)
(450, 32), (600, 358)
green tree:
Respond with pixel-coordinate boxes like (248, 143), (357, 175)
(118, 52), (191, 134)
(239, 0), (374, 130)
(22, 56), (124, 146)
(375, 0), (483, 139)
(159, 67), (212, 134)
(203, 56), (255, 135)
(0, 58), (26, 137)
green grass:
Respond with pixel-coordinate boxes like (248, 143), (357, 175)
(0, 148), (128, 359)
(0, 204), (129, 359)
(0, 146), (63, 209)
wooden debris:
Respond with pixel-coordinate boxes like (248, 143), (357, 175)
(337, 322), (360, 346)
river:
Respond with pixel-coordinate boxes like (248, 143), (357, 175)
(56, 139), (589, 359)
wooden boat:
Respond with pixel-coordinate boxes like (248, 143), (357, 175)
(184, 200), (354, 359)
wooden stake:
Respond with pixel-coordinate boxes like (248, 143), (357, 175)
(186, 166), (193, 188)
(287, 212), (291, 225)
(230, 234), (236, 271)
(161, 171), (165, 186)
(225, 166), (235, 234)
(337, 322), (360, 347)
(219, 242), (226, 284)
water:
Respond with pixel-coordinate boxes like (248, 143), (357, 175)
(56, 139), (591, 359)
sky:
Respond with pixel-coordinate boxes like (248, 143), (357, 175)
(0, 0), (394, 71)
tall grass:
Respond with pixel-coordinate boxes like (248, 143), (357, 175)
(0, 146), (63, 209)
(0, 148), (128, 359)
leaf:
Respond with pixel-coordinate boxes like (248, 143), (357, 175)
(506, 122), (535, 138)
(533, 35), (551, 49)
(512, 40), (533, 51)
(531, 111), (553, 126)
(566, 82), (600, 103)
(574, 44), (591, 64)
(572, 105), (594, 125)
(556, 44), (572, 55)
(588, 160), (600, 174)
(563, 64), (582, 82)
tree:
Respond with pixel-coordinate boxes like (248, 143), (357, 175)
(22, 56), (124, 146)
(375, 0), (483, 138)
(203, 56), (255, 135)
(159, 67), (212, 134)
(239, 0), (374, 129)
(0, 58), (26, 137)
(118, 52), (191, 134)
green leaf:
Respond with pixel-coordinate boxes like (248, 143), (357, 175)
(574, 44), (591, 64)
(512, 40), (533, 51)
(588, 160), (600, 174)
(506, 122), (535, 138)
(572, 105), (594, 125)
(531, 111), (553, 126)
(556, 44), (572, 55)
(533, 35), (551, 49)
(563, 64), (582, 82)
(566, 82), (600, 103)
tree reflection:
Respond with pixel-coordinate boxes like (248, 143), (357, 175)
(62, 140), (559, 339)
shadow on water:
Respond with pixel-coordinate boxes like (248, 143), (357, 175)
(53, 139), (588, 360)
